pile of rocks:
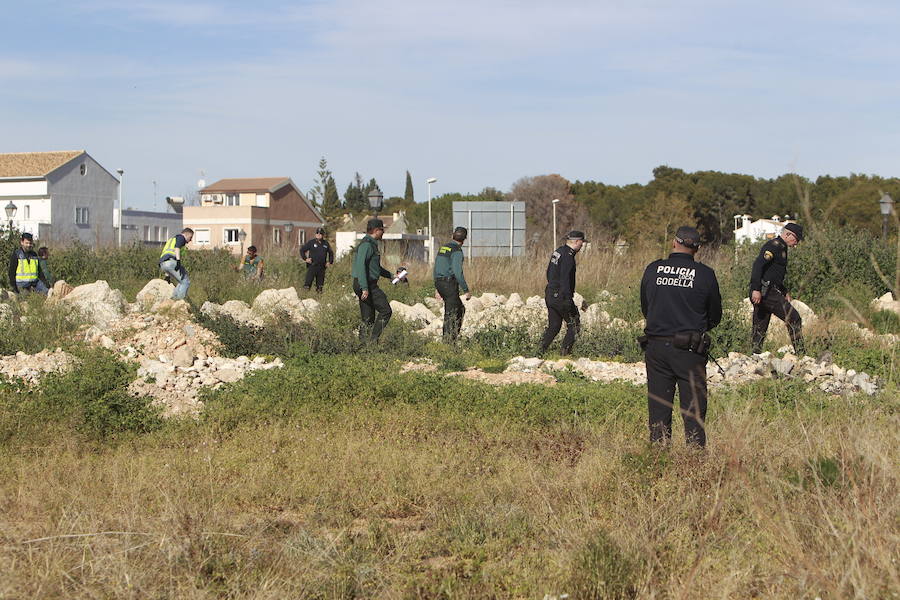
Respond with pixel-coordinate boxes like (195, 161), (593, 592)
(201, 287), (320, 327)
(130, 354), (284, 417)
(0, 348), (75, 385)
(504, 351), (880, 396)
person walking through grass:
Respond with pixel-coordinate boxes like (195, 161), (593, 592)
(351, 219), (393, 342)
(538, 231), (586, 356)
(433, 226), (471, 343)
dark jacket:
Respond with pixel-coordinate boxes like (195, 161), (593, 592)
(8, 248), (49, 292)
(641, 252), (722, 336)
(749, 236), (789, 294)
(433, 241), (469, 293)
(351, 235), (391, 291)
(300, 238), (334, 265)
(546, 245), (577, 299)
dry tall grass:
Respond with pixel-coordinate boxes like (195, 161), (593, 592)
(1, 391), (897, 598)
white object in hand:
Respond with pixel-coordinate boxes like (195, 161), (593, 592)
(391, 269), (408, 285)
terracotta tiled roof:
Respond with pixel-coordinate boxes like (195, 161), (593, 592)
(200, 178), (290, 193)
(0, 150), (85, 178)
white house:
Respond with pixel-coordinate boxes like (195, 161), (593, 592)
(733, 214), (796, 243)
(0, 150), (118, 246)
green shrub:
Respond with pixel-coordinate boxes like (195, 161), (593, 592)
(566, 530), (641, 599)
(0, 295), (83, 356)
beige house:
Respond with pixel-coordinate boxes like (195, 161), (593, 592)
(184, 178), (324, 254)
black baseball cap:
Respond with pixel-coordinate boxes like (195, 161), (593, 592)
(316, 227), (326, 235)
(674, 226), (701, 249)
(784, 222), (803, 241)
(367, 218), (384, 231)
(566, 230), (587, 242)
(21, 232), (33, 241)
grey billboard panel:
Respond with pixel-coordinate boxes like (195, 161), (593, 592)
(453, 201), (525, 258)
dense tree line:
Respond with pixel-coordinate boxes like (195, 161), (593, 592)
(309, 157), (898, 244)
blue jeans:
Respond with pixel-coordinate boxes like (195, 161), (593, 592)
(17, 280), (49, 295)
(160, 259), (190, 300)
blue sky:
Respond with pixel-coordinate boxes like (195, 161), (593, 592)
(2, 0), (899, 209)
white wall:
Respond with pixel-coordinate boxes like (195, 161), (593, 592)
(0, 180), (48, 197)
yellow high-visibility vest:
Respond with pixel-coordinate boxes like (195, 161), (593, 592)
(15, 255), (38, 283)
(160, 236), (182, 261)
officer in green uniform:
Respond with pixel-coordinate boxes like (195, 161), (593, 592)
(351, 219), (394, 341)
(749, 223), (804, 354)
(433, 227), (471, 342)
(7, 233), (50, 295)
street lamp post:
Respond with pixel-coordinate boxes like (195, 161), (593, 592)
(368, 187), (384, 218)
(238, 228), (247, 257)
(116, 168), (124, 247)
(5, 201), (17, 234)
(880, 192), (895, 239)
(426, 177), (437, 263)
(551, 198), (560, 249)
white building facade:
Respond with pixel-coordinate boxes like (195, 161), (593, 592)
(733, 214), (796, 244)
(0, 150), (117, 246)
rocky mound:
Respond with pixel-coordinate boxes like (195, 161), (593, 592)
(0, 348), (75, 385)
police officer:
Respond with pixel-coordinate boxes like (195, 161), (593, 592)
(749, 223), (804, 355)
(640, 226), (722, 447)
(538, 231), (585, 356)
(351, 219), (393, 341)
(7, 233), (50, 295)
(300, 227), (334, 292)
(159, 228), (193, 300)
(433, 227), (471, 342)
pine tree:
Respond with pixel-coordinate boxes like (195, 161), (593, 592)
(322, 175), (340, 217)
(404, 170), (414, 203)
(309, 156), (331, 208)
(343, 172), (367, 213)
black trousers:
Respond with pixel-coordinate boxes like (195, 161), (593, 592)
(644, 339), (708, 446)
(435, 278), (465, 342)
(751, 289), (804, 354)
(539, 291), (580, 355)
(303, 263), (326, 291)
(353, 281), (392, 342)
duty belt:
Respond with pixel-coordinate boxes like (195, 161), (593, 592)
(435, 276), (456, 281)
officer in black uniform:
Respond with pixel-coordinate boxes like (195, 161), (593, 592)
(538, 231), (585, 356)
(640, 226), (722, 447)
(433, 227), (471, 342)
(749, 223), (804, 355)
(300, 227), (334, 292)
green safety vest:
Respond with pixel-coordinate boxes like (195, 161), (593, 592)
(16, 255), (39, 283)
(160, 236), (181, 261)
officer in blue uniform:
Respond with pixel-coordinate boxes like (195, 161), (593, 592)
(749, 223), (804, 355)
(538, 231), (585, 356)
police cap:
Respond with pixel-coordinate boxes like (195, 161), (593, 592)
(316, 227), (326, 235)
(784, 222), (803, 241)
(674, 226), (701, 249)
(366, 218), (385, 231)
(21, 232), (33, 241)
(566, 230), (587, 242)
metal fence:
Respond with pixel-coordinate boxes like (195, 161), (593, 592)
(452, 201), (526, 258)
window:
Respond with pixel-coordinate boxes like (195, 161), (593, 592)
(224, 228), (240, 244)
(272, 228), (281, 244)
(194, 229), (210, 245)
(143, 225), (150, 240)
(225, 193), (239, 206)
(160, 227), (168, 241)
(79, 163), (86, 176)
(75, 207), (90, 225)
(299, 229), (306, 245)
(23, 205), (30, 219)
(154, 226), (160, 241)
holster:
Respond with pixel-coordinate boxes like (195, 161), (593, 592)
(673, 331), (711, 354)
(637, 335), (648, 351)
(760, 280), (771, 297)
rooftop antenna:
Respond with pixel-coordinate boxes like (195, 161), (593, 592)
(197, 169), (206, 191)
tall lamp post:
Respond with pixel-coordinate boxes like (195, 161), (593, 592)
(368, 187), (384, 218)
(5, 201), (17, 234)
(116, 168), (124, 247)
(551, 198), (560, 249)
(426, 177), (437, 263)
(880, 192), (895, 239)
(238, 228), (247, 257)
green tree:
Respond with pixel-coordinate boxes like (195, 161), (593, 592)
(343, 172), (366, 213)
(309, 156), (332, 208)
(321, 175), (341, 220)
(404, 171), (414, 203)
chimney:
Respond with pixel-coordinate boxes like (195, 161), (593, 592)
(165, 196), (185, 214)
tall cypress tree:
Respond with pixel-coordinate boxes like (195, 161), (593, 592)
(404, 170), (414, 203)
